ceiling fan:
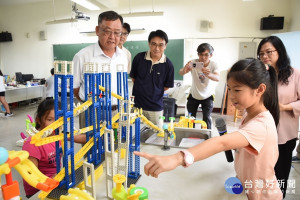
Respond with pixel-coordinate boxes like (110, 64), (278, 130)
(46, 0), (90, 25)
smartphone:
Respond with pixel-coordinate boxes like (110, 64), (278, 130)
(189, 61), (204, 70)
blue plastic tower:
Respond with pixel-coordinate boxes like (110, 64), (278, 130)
(54, 61), (75, 189)
(84, 69), (103, 166)
(128, 117), (141, 180)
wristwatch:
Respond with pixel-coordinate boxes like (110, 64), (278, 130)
(180, 150), (194, 168)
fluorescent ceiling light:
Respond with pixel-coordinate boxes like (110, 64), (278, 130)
(121, 11), (163, 17)
(46, 18), (78, 25)
(132, 28), (145, 31)
(96, 0), (118, 8)
(122, 0), (163, 17)
(79, 28), (145, 33)
(71, 0), (100, 10)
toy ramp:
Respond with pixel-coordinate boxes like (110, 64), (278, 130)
(60, 188), (95, 200)
(13, 158), (59, 192)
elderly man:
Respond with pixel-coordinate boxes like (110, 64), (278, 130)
(73, 10), (128, 143)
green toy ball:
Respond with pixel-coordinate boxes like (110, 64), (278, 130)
(129, 187), (149, 200)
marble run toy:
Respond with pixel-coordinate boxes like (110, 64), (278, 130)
(0, 147), (59, 200)
(157, 117), (176, 139)
(25, 114), (35, 129)
(174, 115), (207, 129)
(116, 99), (131, 186)
(157, 116), (165, 130)
(104, 128), (116, 199)
(112, 174), (127, 200)
(21, 61), (144, 199)
(82, 161), (96, 199)
(132, 108), (176, 140)
(112, 174), (148, 200)
(16, 114), (36, 147)
(99, 85), (124, 100)
(59, 162), (98, 200)
(194, 119), (207, 129)
(128, 186), (148, 200)
(168, 117), (175, 131)
(103, 67), (141, 199)
(138, 112), (163, 134)
(161, 124), (173, 151)
(0, 147), (19, 200)
(60, 188), (95, 200)
(13, 152), (59, 192)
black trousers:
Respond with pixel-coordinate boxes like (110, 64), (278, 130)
(274, 138), (297, 199)
(186, 94), (213, 129)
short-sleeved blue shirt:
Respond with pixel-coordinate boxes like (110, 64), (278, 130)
(130, 51), (174, 111)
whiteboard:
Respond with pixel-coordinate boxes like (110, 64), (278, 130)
(273, 31), (300, 69)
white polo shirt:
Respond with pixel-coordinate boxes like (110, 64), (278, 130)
(73, 43), (128, 104)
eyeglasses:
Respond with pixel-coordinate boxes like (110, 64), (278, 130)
(258, 50), (277, 58)
(121, 32), (129, 37)
(150, 42), (165, 48)
(198, 53), (210, 57)
(100, 28), (122, 37)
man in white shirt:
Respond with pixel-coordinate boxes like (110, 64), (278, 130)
(73, 11), (128, 143)
(0, 69), (13, 117)
(179, 43), (220, 129)
(73, 11), (128, 103)
(118, 22), (131, 73)
(45, 68), (54, 99)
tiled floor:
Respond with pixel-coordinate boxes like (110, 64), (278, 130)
(0, 103), (299, 199)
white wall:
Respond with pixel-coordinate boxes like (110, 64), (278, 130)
(0, 0), (298, 108)
(290, 0), (300, 31)
(274, 31), (300, 69)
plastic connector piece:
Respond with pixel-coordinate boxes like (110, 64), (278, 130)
(162, 124), (168, 130)
(2, 180), (20, 200)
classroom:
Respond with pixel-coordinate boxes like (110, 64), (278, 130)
(0, 0), (300, 199)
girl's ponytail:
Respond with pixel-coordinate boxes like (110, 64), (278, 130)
(264, 65), (279, 126)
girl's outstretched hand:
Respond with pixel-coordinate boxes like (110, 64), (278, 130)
(134, 151), (183, 178)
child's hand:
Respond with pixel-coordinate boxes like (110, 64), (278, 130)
(134, 151), (183, 178)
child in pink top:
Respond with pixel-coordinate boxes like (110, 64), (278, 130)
(22, 99), (60, 198)
(235, 111), (281, 199)
(134, 58), (282, 200)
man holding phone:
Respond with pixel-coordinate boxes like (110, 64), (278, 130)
(179, 43), (219, 129)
